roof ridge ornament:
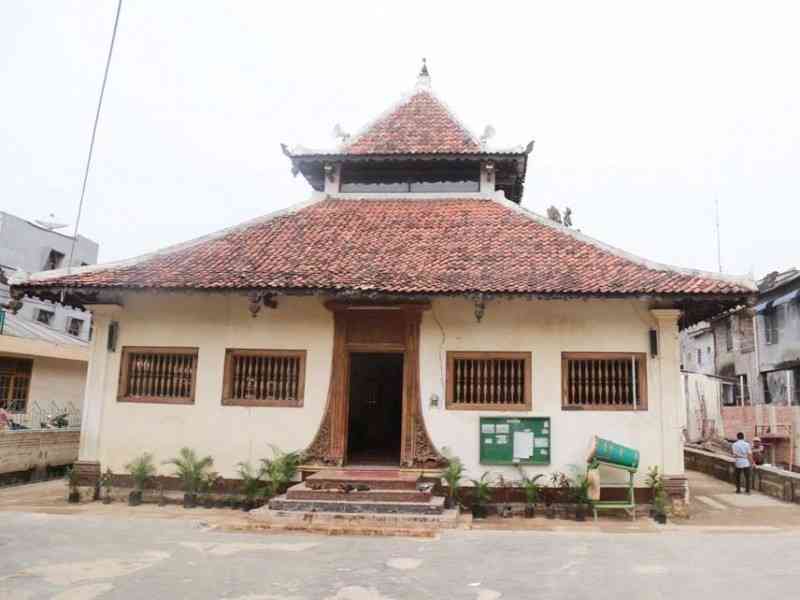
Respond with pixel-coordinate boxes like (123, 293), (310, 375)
(416, 57), (431, 90)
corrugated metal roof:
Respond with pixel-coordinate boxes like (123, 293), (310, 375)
(1, 311), (88, 348)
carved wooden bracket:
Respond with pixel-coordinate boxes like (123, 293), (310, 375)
(247, 292), (278, 318)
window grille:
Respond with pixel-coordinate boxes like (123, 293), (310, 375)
(562, 353), (647, 410)
(764, 309), (780, 345)
(446, 352), (532, 410)
(118, 347), (198, 404)
(36, 310), (54, 326)
(0, 357), (33, 413)
(67, 318), (83, 337)
(222, 350), (306, 407)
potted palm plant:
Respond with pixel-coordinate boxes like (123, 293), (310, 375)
(125, 453), (157, 506)
(100, 468), (114, 504)
(261, 445), (300, 503)
(65, 466), (81, 504)
(517, 468), (544, 518)
(572, 471), (592, 522)
(441, 456), (464, 510)
(237, 461), (265, 511)
(653, 488), (668, 524)
(646, 466), (663, 518)
(470, 472), (492, 519)
(163, 447), (214, 509)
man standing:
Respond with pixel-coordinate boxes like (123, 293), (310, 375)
(732, 432), (754, 494)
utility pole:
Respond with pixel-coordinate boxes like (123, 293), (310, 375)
(714, 197), (722, 273)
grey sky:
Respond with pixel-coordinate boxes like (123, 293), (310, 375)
(2, 1), (798, 279)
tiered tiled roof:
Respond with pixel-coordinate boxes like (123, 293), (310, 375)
(18, 197), (754, 297)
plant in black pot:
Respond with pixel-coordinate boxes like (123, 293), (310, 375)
(441, 455), (464, 510)
(125, 453), (157, 507)
(470, 472), (492, 519)
(65, 466), (81, 504)
(517, 467), (544, 519)
(100, 468), (114, 505)
(646, 466), (664, 518)
(237, 461), (265, 512)
(261, 445), (301, 501)
(571, 470), (592, 522)
(163, 447), (214, 509)
(653, 488), (668, 524)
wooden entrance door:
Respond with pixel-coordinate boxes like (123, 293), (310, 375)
(303, 302), (445, 469)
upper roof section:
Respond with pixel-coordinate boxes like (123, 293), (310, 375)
(342, 87), (482, 155)
(284, 62), (533, 202)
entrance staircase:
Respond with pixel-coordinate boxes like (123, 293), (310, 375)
(251, 468), (455, 536)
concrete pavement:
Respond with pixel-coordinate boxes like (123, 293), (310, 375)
(2, 469), (800, 599)
(1, 509), (799, 600)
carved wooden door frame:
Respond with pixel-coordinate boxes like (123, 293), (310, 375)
(303, 301), (445, 469)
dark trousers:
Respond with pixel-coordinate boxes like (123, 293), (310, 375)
(735, 467), (751, 493)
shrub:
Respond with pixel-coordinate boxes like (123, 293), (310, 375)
(163, 448), (213, 495)
(126, 453), (157, 492)
(516, 467), (544, 506)
(441, 456), (465, 506)
(260, 445), (300, 497)
(470, 472), (492, 508)
(237, 461), (265, 501)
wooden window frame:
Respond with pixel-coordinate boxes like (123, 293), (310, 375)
(561, 352), (648, 411)
(445, 351), (532, 411)
(221, 349), (306, 407)
(0, 357), (33, 413)
(118, 346), (198, 405)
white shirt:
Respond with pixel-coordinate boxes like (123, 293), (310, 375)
(732, 440), (751, 468)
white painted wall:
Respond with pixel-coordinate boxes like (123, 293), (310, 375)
(420, 298), (682, 485)
(82, 294), (684, 486)
(87, 294), (333, 477)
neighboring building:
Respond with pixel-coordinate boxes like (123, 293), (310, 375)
(682, 268), (800, 469)
(0, 212), (98, 429)
(12, 65), (755, 504)
(680, 322), (715, 375)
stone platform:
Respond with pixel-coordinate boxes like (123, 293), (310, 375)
(261, 468), (449, 535)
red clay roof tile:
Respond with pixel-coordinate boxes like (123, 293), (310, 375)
(25, 198), (753, 297)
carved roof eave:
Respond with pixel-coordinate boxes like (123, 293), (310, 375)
(12, 284), (753, 327)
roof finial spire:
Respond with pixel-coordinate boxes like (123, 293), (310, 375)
(416, 57), (431, 90)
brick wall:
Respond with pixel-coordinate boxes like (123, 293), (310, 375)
(0, 429), (79, 474)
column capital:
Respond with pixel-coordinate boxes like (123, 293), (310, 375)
(90, 303), (123, 318)
(650, 308), (682, 324)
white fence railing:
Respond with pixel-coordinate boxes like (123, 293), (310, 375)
(6, 401), (81, 431)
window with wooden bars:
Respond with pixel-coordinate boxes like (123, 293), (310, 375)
(0, 357), (33, 413)
(118, 347), (198, 404)
(562, 352), (647, 411)
(222, 350), (306, 407)
(446, 352), (532, 411)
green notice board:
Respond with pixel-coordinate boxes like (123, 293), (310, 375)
(479, 417), (551, 465)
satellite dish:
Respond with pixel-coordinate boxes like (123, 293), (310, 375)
(35, 213), (68, 231)
(480, 125), (496, 142)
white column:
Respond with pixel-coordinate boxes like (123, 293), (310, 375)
(78, 304), (121, 463)
(650, 309), (684, 475)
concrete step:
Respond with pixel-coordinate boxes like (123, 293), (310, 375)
(286, 482), (432, 503)
(249, 505), (460, 537)
(304, 468), (423, 491)
(269, 494), (445, 515)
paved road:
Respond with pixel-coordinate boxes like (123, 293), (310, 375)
(1, 510), (798, 600)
